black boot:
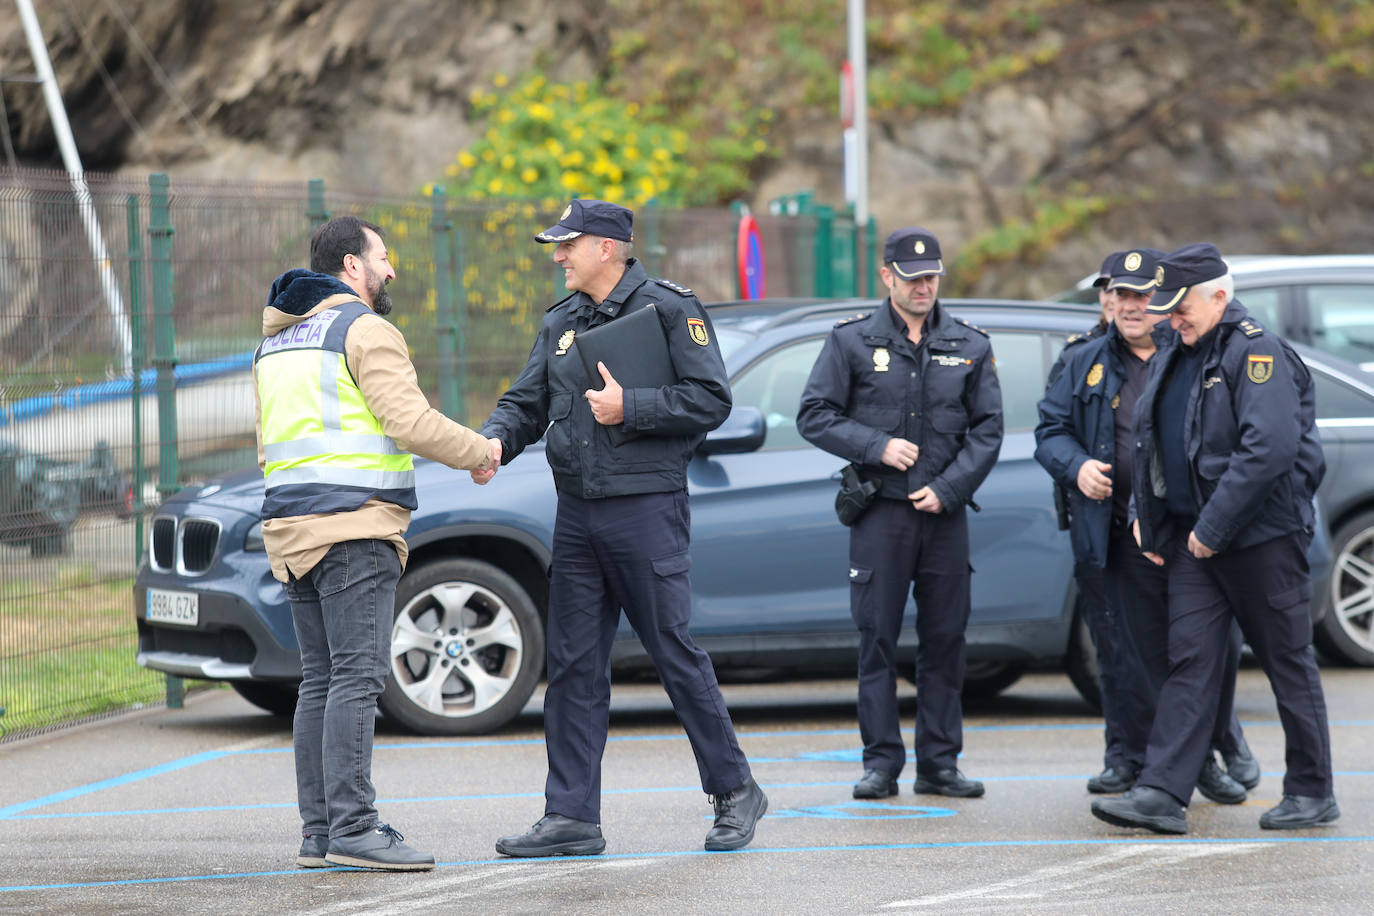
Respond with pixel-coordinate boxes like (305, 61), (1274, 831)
(705, 777), (768, 851)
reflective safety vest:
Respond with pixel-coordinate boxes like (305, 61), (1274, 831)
(254, 301), (417, 519)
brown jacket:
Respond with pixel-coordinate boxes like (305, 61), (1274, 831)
(253, 292), (490, 582)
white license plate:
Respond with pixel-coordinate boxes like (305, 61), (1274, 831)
(146, 588), (199, 627)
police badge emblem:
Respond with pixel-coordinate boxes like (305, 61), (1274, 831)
(873, 347), (890, 372)
(556, 329), (576, 354)
(560, 204), (572, 220)
(914, 240), (926, 255)
(1086, 363), (1104, 387)
(687, 317), (709, 346)
(1246, 354), (1274, 383)
(1111, 394), (1121, 409)
(1124, 252), (1142, 271)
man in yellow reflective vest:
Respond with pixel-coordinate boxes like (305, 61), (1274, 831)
(254, 215), (496, 871)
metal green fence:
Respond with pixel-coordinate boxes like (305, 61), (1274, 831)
(0, 167), (864, 742)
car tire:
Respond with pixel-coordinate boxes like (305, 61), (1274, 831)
(231, 680), (300, 717)
(1064, 607), (1104, 713)
(1314, 510), (1374, 666)
(379, 557), (544, 736)
(961, 661), (1026, 700)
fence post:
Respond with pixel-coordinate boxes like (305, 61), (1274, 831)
(866, 215), (879, 298)
(430, 187), (459, 418)
(126, 194), (146, 565)
(814, 204), (834, 297)
(449, 213), (468, 422)
(148, 172), (184, 709)
(639, 197), (664, 277)
(306, 178), (330, 228)
(148, 173), (178, 501)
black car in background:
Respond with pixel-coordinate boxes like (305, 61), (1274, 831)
(0, 439), (132, 555)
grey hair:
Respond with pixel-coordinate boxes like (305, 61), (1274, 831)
(1193, 271), (1234, 304)
(609, 239), (634, 264)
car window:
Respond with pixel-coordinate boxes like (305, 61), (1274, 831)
(1236, 286), (1283, 331)
(1306, 286), (1374, 369)
(987, 331), (1047, 434)
(730, 337), (825, 450)
(1310, 366), (1374, 420)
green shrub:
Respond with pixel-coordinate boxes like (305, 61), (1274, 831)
(441, 73), (772, 206)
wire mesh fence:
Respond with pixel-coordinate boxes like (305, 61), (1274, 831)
(0, 166), (843, 742)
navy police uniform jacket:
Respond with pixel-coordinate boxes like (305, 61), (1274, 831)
(796, 300), (1003, 509)
(1033, 323), (1133, 568)
(480, 258), (731, 499)
(1131, 301), (1324, 554)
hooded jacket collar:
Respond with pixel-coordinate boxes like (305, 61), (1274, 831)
(262, 268), (368, 336)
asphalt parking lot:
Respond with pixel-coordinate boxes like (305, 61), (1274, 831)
(2, 667), (1370, 915)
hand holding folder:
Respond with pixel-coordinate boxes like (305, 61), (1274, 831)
(573, 304), (679, 444)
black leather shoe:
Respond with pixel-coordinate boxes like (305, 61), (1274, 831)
(297, 833), (329, 868)
(325, 824), (435, 871)
(705, 777), (769, 851)
(853, 768), (899, 799)
(1259, 794), (1340, 830)
(1086, 765), (1138, 794)
(496, 814), (606, 857)
(913, 768), (984, 798)
(1221, 737), (1261, 790)
(1091, 786), (1187, 835)
(1195, 756), (1246, 804)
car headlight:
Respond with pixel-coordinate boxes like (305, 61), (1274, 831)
(244, 520), (265, 552)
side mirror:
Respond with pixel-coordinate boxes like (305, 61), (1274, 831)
(699, 406), (766, 455)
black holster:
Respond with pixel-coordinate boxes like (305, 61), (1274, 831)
(835, 463), (880, 527)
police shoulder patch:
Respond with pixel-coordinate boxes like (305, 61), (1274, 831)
(956, 317), (989, 337)
(1239, 319), (1264, 338)
(653, 278), (695, 296)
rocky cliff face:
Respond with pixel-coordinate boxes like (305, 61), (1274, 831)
(0, 1), (601, 191)
(3, 0), (1373, 297)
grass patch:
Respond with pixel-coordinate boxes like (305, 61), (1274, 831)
(0, 568), (167, 740)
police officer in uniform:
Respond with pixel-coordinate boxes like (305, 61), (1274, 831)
(479, 200), (766, 856)
(1036, 249), (1252, 802)
(1092, 243), (1337, 834)
(797, 227), (1003, 800)
(1043, 250), (1120, 789)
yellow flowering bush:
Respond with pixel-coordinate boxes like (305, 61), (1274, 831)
(443, 74), (771, 206)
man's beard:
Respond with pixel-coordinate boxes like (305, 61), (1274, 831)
(366, 266), (392, 315)
(371, 285), (393, 316)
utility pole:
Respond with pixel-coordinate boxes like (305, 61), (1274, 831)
(15, 0), (134, 374)
(846, 0), (870, 296)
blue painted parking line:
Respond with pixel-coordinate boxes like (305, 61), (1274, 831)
(0, 750), (229, 819)
(5, 834), (1374, 895)
(8, 770), (1372, 823)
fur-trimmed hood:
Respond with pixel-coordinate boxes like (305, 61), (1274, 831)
(262, 268), (365, 336)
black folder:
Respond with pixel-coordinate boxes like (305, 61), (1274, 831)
(573, 303), (678, 444)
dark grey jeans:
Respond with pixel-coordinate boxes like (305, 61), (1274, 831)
(285, 538), (401, 839)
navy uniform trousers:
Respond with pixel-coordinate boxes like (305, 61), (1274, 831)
(1072, 560), (1147, 773)
(849, 497), (971, 777)
(543, 490), (751, 823)
(1103, 525), (1245, 775)
(1137, 530), (1333, 805)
